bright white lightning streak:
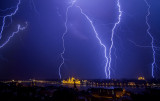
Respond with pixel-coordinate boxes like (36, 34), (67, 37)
(0, 0), (27, 48)
(144, 0), (156, 78)
(59, 0), (77, 79)
(0, 24), (27, 48)
(108, 0), (122, 79)
(76, 6), (109, 79)
(59, 0), (109, 79)
(0, 0), (21, 40)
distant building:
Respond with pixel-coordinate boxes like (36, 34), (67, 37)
(138, 77), (145, 80)
(88, 87), (127, 100)
(62, 77), (81, 84)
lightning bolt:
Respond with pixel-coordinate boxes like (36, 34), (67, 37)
(0, 24), (27, 48)
(144, 0), (156, 78)
(76, 6), (109, 79)
(108, 0), (122, 79)
(58, 0), (77, 79)
(0, 0), (27, 48)
(0, 0), (21, 40)
(59, 0), (109, 79)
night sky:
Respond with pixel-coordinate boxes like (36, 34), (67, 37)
(0, 0), (159, 80)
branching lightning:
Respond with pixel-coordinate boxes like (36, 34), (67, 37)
(144, 0), (156, 78)
(59, 0), (109, 79)
(59, 0), (77, 79)
(108, 0), (122, 79)
(76, 6), (109, 79)
(0, 0), (21, 39)
(0, 0), (27, 48)
(0, 24), (27, 48)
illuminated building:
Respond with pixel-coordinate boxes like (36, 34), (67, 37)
(115, 88), (126, 98)
(128, 82), (136, 86)
(138, 76), (145, 80)
(62, 77), (81, 84)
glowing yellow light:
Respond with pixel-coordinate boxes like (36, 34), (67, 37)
(62, 77), (81, 84)
(138, 77), (145, 80)
(128, 82), (136, 86)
